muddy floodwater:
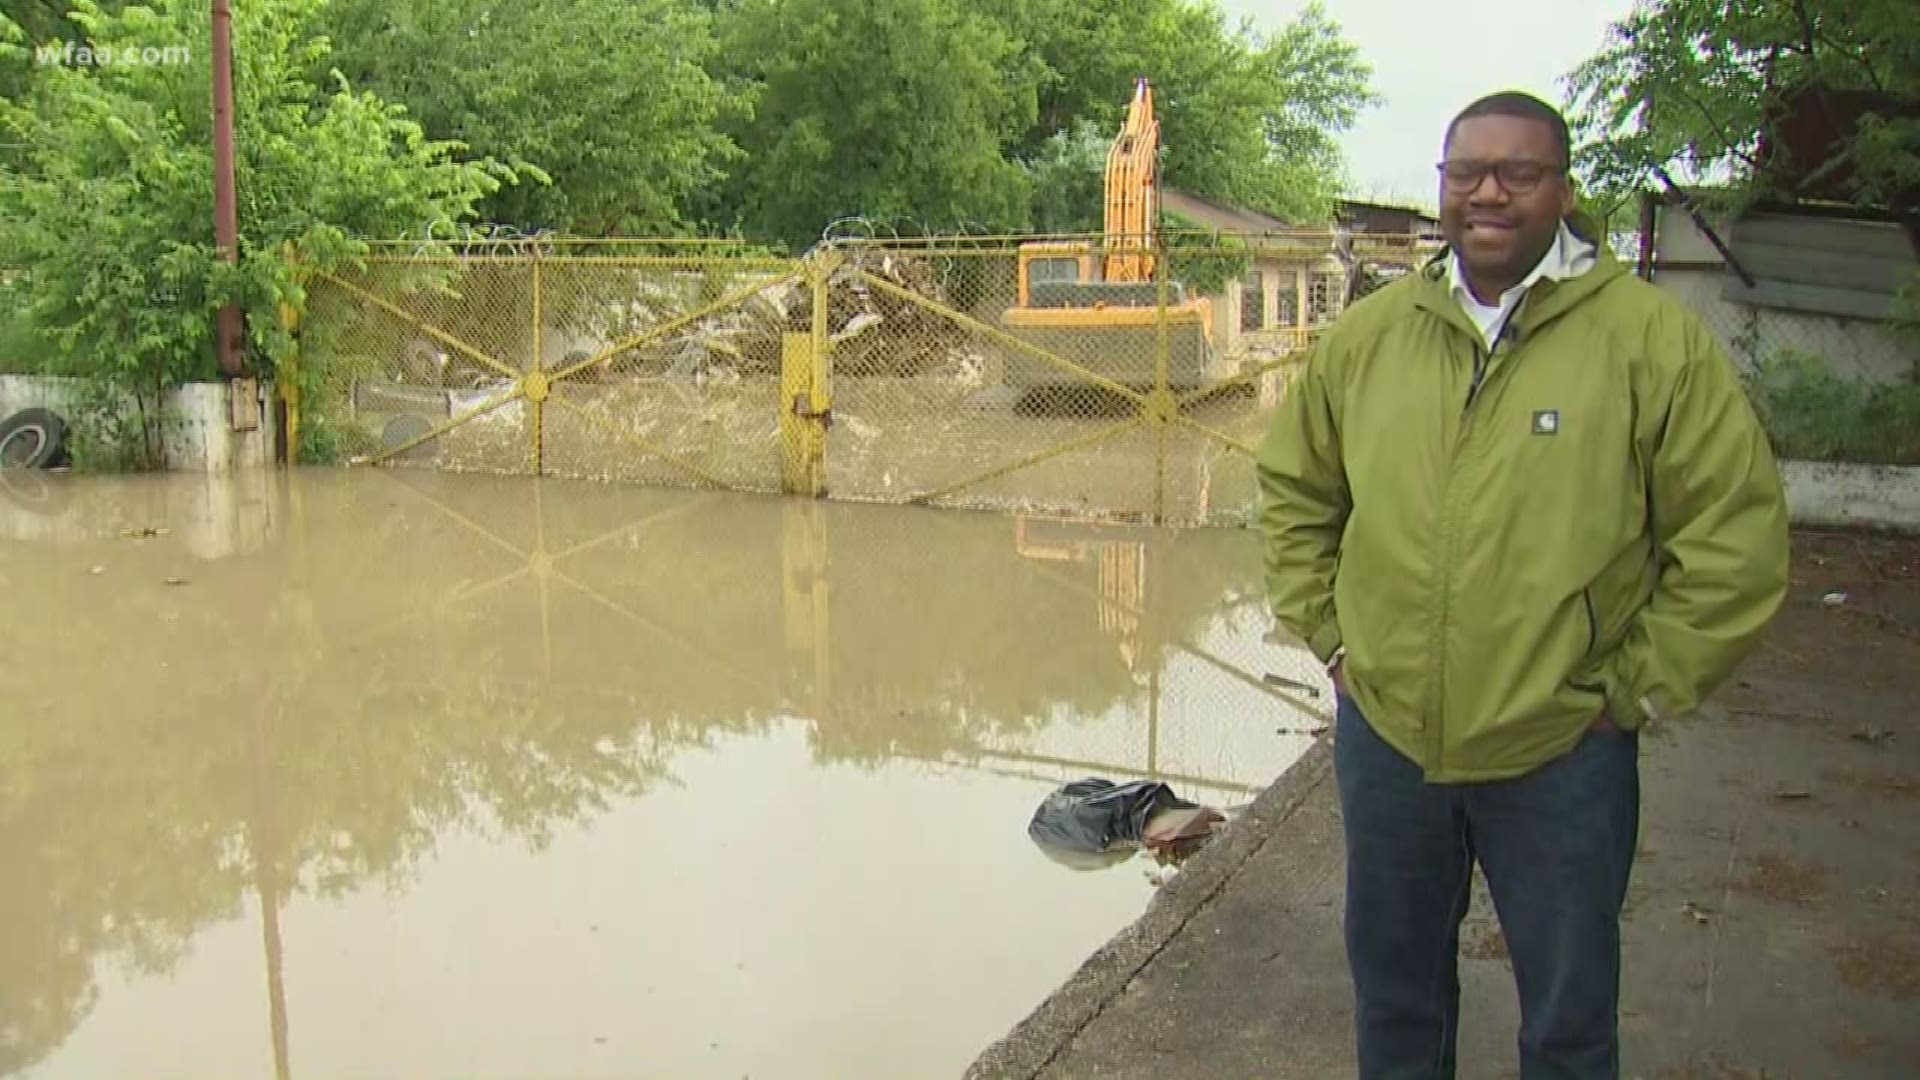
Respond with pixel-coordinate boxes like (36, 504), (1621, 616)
(0, 468), (1327, 1080)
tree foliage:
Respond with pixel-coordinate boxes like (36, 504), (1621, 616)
(307, 0), (1381, 250)
(0, 0), (125, 100)
(8, 0), (1379, 254)
(699, 0), (1379, 244)
(1140, 0), (1377, 227)
(1022, 120), (1111, 236)
(701, 0), (1040, 249)
(1564, 0), (1920, 459)
(2, 0), (1380, 466)
(312, 0), (748, 236)
(988, 0), (1377, 233)
(0, 0), (514, 461)
(1563, 0), (1919, 233)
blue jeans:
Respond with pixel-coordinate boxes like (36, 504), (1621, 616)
(1334, 692), (1640, 1080)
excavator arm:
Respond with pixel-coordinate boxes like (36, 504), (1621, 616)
(1103, 77), (1159, 283)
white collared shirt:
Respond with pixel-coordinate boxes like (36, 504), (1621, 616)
(1448, 220), (1598, 348)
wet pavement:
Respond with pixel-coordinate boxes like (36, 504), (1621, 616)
(0, 468), (1327, 1080)
(969, 529), (1920, 1080)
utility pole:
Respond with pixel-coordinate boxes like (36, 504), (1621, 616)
(211, 0), (244, 379)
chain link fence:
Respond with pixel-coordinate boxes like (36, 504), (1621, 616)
(818, 240), (1280, 525)
(1653, 269), (1920, 465)
(296, 243), (807, 491)
(293, 232), (1442, 525)
(1659, 270), (1912, 383)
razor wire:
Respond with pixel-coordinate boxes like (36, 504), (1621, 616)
(400, 218), (560, 260)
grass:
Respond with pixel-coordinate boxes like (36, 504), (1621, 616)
(1743, 350), (1920, 467)
(0, 310), (40, 375)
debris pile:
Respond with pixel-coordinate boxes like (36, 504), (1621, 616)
(543, 246), (982, 385)
(1027, 777), (1229, 878)
(679, 248), (979, 378)
(370, 243), (982, 393)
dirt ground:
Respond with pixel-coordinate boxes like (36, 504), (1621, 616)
(971, 526), (1920, 1080)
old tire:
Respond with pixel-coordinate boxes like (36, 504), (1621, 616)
(0, 407), (67, 469)
(381, 414), (439, 460)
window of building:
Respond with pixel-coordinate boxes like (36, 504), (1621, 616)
(1272, 270), (1298, 328)
(1308, 272), (1342, 326)
(1240, 270), (1265, 331)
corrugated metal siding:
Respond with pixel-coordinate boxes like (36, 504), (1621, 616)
(1722, 212), (1914, 321)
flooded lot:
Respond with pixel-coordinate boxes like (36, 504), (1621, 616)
(0, 468), (1327, 1080)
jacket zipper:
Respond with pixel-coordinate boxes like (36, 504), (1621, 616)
(1433, 337), (1493, 772)
(1464, 344), (1488, 413)
(1436, 322), (1516, 773)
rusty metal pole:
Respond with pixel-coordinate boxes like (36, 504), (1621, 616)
(211, 0), (245, 377)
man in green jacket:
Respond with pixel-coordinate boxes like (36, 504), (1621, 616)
(1256, 90), (1790, 1078)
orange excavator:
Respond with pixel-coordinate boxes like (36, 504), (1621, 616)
(1003, 78), (1216, 395)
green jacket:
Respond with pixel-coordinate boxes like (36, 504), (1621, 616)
(1256, 221), (1791, 782)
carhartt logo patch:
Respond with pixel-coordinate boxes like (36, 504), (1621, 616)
(1532, 409), (1560, 435)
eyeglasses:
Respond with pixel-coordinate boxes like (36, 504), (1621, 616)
(1436, 159), (1565, 195)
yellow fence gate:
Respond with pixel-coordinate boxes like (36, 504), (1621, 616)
(292, 231), (1441, 526)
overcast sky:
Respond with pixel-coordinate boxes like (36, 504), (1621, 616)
(1217, 0), (1641, 211)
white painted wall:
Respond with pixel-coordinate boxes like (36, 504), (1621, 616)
(0, 373), (96, 419)
(1780, 461), (1920, 532)
(0, 374), (275, 473)
(161, 382), (277, 472)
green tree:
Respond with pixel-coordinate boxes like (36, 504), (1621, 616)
(706, 0), (1040, 249)
(0, 0), (514, 464)
(313, 0), (749, 236)
(1145, 0), (1377, 225)
(990, 0), (1378, 231)
(1563, 0), (1919, 236)
(0, 0), (78, 42)
(1022, 119), (1109, 235)
(0, 0), (127, 70)
(1564, 0), (1920, 451)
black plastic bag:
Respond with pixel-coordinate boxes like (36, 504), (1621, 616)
(1027, 777), (1198, 855)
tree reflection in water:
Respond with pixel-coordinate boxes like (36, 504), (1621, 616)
(0, 468), (1320, 1076)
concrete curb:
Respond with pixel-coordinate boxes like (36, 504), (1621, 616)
(1781, 460), (1920, 534)
(964, 735), (1336, 1080)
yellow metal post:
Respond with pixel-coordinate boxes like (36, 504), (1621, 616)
(277, 241), (302, 466)
(780, 250), (835, 496)
(780, 333), (810, 494)
(529, 250), (545, 476)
